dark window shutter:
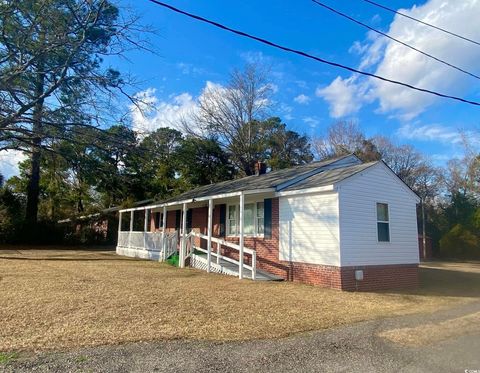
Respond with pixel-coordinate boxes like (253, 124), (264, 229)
(154, 212), (161, 229)
(186, 209), (193, 232)
(264, 198), (272, 239)
(219, 204), (226, 237)
(175, 210), (181, 230)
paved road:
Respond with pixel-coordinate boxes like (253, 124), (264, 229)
(5, 300), (480, 373)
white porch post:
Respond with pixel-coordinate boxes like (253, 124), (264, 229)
(161, 206), (167, 258)
(207, 199), (213, 272)
(239, 192), (245, 279)
(118, 211), (122, 232)
(117, 211), (123, 248)
(143, 209), (148, 249)
(129, 210), (134, 248)
(180, 203), (187, 268)
(144, 209), (148, 231)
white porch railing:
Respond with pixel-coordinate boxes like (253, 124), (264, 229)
(163, 231), (178, 260)
(117, 230), (179, 261)
(187, 231), (257, 280)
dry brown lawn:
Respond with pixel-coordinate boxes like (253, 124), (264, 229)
(1, 248), (478, 352)
(379, 311), (480, 347)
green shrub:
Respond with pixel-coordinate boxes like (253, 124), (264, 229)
(439, 224), (480, 259)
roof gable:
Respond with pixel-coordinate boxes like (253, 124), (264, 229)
(335, 161), (420, 202)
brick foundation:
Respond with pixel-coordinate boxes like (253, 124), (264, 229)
(341, 264), (419, 291)
(149, 198), (419, 291)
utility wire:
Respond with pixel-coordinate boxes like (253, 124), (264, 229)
(361, 0), (480, 47)
(145, 0), (480, 107)
(311, 0), (480, 81)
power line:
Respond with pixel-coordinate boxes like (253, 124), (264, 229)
(311, 0), (480, 81)
(145, 0), (480, 107)
(361, 0), (480, 47)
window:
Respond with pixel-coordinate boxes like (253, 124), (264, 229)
(244, 203), (255, 235)
(376, 203), (390, 242)
(228, 205), (237, 235)
(227, 201), (265, 236)
(256, 202), (264, 234)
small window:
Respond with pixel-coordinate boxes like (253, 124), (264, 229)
(244, 203), (255, 235)
(376, 203), (390, 242)
(228, 205), (237, 235)
(256, 202), (264, 235)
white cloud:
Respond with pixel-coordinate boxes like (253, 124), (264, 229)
(293, 94), (311, 105)
(176, 62), (206, 76)
(320, 0), (480, 118)
(131, 81), (244, 137)
(240, 51), (269, 64)
(371, 14), (382, 24)
(396, 123), (480, 145)
(295, 80), (308, 89)
(302, 116), (320, 128)
(130, 88), (198, 135)
(279, 103), (294, 121)
(0, 150), (27, 179)
(316, 77), (364, 118)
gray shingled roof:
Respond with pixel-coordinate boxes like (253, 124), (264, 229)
(161, 154), (366, 203)
(280, 161), (378, 191)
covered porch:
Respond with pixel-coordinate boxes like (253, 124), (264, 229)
(116, 190), (281, 281)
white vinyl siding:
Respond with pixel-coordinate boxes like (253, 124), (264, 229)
(279, 192), (340, 266)
(338, 163), (419, 266)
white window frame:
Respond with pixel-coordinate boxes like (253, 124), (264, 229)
(227, 205), (237, 236)
(376, 202), (391, 243)
(226, 200), (265, 238)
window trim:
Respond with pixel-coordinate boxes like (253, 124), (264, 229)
(376, 202), (391, 243)
(226, 200), (265, 238)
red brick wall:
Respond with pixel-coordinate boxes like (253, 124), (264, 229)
(150, 210), (179, 233)
(289, 263), (343, 289)
(286, 263), (418, 291)
(339, 264), (419, 291)
(191, 207), (208, 248)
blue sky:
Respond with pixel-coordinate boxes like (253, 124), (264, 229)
(1, 0), (480, 178)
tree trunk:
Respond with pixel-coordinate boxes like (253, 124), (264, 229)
(25, 41), (46, 230)
(25, 104), (44, 228)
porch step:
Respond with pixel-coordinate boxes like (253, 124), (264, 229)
(193, 253), (284, 281)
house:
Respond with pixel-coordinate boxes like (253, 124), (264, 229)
(116, 154), (420, 291)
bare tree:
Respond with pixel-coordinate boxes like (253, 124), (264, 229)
(313, 121), (365, 160)
(373, 136), (426, 189)
(184, 63), (274, 175)
(444, 134), (480, 198)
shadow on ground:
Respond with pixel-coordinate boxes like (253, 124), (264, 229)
(397, 264), (480, 298)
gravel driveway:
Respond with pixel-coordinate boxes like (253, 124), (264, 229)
(5, 300), (480, 373)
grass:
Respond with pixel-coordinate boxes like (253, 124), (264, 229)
(379, 311), (480, 346)
(165, 252), (179, 267)
(0, 247), (479, 352)
(0, 352), (18, 364)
